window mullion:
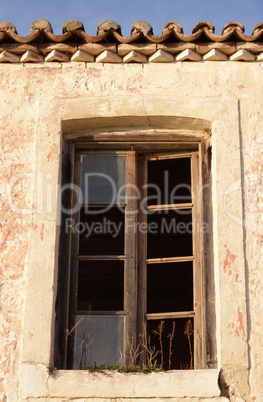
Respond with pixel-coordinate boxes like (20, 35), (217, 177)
(124, 150), (137, 365)
(201, 139), (217, 368)
(66, 148), (81, 368)
(191, 151), (203, 369)
(137, 154), (147, 356)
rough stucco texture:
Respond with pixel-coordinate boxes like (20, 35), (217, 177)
(0, 67), (38, 399)
(0, 61), (262, 401)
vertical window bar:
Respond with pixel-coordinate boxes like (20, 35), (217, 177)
(124, 151), (137, 364)
(191, 151), (203, 368)
(137, 154), (148, 354)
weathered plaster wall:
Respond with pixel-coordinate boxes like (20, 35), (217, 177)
(0, 61), (262, 401)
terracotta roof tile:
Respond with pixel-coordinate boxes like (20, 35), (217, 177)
(31, 19), (53, 33)
(0, 19), (262, 63)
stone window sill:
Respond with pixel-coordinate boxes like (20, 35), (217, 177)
(21, 363), (226, 400)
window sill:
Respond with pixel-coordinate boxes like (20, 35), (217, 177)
(21, 363), (223, 399)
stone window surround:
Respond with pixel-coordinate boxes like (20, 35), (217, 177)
(19, 96), (248, 400)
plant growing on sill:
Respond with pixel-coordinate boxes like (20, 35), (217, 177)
(47, 364), (57, 377)
(85, 361), (163, 373)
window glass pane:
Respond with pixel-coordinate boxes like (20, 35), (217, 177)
(73, 315), (125, 369)
(147, 261), (193, 313)
(147, 318), (194, 370)
(147, 158), (191, 205)
(78, 206), (125, 256)
(147, 209), (193, 258)
(80, 155), (126, 204)
(77, 260), (124, 311)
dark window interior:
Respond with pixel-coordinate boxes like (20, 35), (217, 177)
(147, 158), (192, 205)
(146, 156), (194, 370)
(147, 261), (193, 313)
(79, 206), (125, 256)
(77, 260), (124, 311)
(147, 318), (194, 370)
(147, 210), (193, 258)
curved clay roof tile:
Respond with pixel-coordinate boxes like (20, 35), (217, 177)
(31, 19), (53, 33)
(145, 30), (173, 43)
(75, 30), (108, 43)
(111, 30), (141, 44)
(42, 31), (74, 43)
(252, 22), (263, 35)
(97, 20), (122, 36)
(222, 21), (245, 34)
(0, 21), (17, 33)
(172, 29), (205, 42)
(0, 20), (262, 56)
(192, 21), (215, 34)
(162, 21), (183, 34)
(5, 30), (41, 44)
(62, 20), (85, 33)
(131, 21), (153, 36)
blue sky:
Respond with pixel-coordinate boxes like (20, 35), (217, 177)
(1, 0), (262, 37)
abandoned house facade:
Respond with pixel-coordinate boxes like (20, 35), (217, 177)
(0, 18), (262, 401)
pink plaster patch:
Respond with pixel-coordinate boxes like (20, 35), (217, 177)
(47, 150), (52, 162)
(128, 87), (138, 93)
(228, 308), (246, 340)
(0, 377), (4, 393)
(90, 68), (102, 78)
(40, 223), (45, 241)
(223, 248), (237, 274)
(235, 307), (246, 340)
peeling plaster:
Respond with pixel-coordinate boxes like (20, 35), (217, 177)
(0, 62), (262, 400)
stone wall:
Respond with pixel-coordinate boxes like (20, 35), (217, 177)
(0, 61), (262, 401)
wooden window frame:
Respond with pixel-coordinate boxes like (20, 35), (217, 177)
(54, 133), (216, 370)
(137, 151), (203, 369)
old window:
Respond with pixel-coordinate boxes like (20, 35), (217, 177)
(55, 137), (215, 370)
